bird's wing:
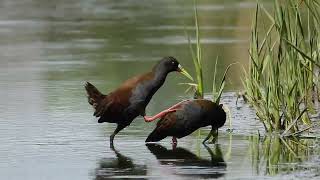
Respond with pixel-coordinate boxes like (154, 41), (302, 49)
(155, 113), (179, 132)
(93, 98), (114, 117)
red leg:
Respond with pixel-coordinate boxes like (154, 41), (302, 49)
(143, 100), (190, 122)
(172, 137), (177, 149)
(144, 109), (177, 122)
(172, 137), (177, 144)
(167, 99), (190, 110)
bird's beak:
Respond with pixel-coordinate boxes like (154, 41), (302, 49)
(177, 64), (194, 81)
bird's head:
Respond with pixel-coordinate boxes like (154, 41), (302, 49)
(154, 56), (193, 81)
(212, 104), (227, 125)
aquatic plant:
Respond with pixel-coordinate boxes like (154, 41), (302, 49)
(212, 57), (237, 104)
(183, 0), (204, 99)
(182, 0), (235, 136)
(244, 0), (320, 135)
(183, 0), (234, 104)
(249, 135), (319, 176)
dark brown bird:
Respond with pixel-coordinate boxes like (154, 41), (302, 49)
(144, 99), (226, 144)
(85, 56), (193, 147)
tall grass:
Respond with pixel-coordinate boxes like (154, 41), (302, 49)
(184, 0), (234, 104)
(183, 0), (235, 140)
(184, 0), (204, 99)
(244, 0), (320, 135)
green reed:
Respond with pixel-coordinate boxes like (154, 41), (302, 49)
(249, 135), (319, 176)
(184, 0), (234, 104)
(183, 0), (204, 99)
(244, 0), (320, 135)
(184, 0), (235, 140)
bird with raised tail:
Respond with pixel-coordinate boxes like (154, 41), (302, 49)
(85, 56), (193, 147)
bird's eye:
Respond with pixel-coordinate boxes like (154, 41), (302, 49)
(171, 61), (175, 64)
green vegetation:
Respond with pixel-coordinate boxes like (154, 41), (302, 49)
(183, 0), (204, 99)
(249, 135), (319, 175)
(184, 0), (234, 104)
(183, 0), (236, 140)
(244, 0), (320, 135)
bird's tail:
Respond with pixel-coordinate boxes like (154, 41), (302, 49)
(84, 82), (106, 117)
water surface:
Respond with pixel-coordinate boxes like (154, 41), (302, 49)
(0, 0), (319, 179)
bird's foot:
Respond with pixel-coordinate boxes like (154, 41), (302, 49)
(203, 129), (218, 144)
(202, 139), (217, 144)
(208, 136), (218, 144)
(207, 140), (217, 144)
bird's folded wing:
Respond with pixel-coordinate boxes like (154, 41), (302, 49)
(156, 114), (177, 131)
(93, 99), (113, 117)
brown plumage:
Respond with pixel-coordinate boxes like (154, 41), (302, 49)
(145, 99), (226, 144)
(85, 56), (191, 147)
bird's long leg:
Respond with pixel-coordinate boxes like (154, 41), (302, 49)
(144, 109), (177, 122)
(167, 99), (190, 110)
(110, 125), (125, 148)
(172, 137), (177, 150)
(203, 143), (214, 157)
(144, 100), (190, 122)
(203, 143), (224, 165)
(202, 129), (214, 144)
(209, 129), (218, 144)
(172, 137), (177, 144)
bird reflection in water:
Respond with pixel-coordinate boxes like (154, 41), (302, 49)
(146, 143), (226, 179)
(94, 146), (147, 180)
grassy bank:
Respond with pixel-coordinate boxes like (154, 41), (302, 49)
(244, 0), (320, 135)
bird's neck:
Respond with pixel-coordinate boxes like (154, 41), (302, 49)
(153, 68), (169, 86)
(138, 69), (168, 109)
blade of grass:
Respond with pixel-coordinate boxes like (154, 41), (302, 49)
(284, 39), (320, 68)
(215, 62), (238, 104)
(212, 56), (219, 101)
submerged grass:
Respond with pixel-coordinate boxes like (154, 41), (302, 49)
(249, 135), (319, 176)
(244, 0), (320, 135)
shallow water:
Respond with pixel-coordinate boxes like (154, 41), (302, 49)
(0, 0), (319, 179)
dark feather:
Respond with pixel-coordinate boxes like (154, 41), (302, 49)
(146, 99), (226, 142)
(84, 57), (184, 145)
(85, 82), (108, 117)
